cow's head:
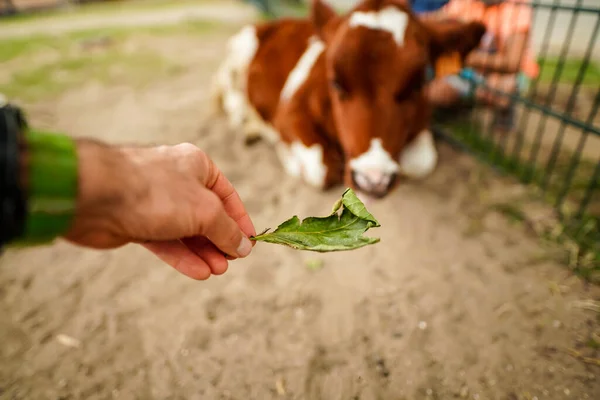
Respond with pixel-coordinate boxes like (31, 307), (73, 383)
(311, 0), (485, 198)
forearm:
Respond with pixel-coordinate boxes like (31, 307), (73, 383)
(62, 139), (137, 249)
(466, 30), (529, 75)
(466, 51), (520, 74)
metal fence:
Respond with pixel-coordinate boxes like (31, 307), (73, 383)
(432, 0), (600, 271)
(247, 0), (600, 268)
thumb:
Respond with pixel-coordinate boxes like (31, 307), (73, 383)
(199, 189), (253, 259)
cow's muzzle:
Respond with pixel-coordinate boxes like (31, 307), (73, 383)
(351, 170), (398, 198)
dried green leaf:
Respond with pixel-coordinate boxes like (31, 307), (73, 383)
(250, 188), (380, 252)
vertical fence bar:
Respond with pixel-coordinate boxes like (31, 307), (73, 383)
(573, 160), (599, 241)
(524, 0), (584, 184)
(510, 0), (561, 177)
(487, 0), (516, 165)
(492, 0), (533, 168)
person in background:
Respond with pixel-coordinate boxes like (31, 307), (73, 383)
(0, 97), (255, 281)
(423, 0), (539, 132)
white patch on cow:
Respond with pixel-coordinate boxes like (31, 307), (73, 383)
(222, 91), (247, 127)
(276, 143), (302, 178)
(276, 141), (328, 188)
(291, 142), (327, 188)
(227, 25), (259, 73)
(349, 138), (400, 176)
(398, 130), (438, 179)
(280, 36), (325, 101)
(214, 25), (259, 129)
(348, 6), (409, 46)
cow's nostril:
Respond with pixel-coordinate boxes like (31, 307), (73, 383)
(386, 172), (398, 190)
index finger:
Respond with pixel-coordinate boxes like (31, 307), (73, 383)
(206, 161), (256, 240)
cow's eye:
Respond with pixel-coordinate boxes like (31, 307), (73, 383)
(394, 72), (425, 103)
(331, 78), (349, 99)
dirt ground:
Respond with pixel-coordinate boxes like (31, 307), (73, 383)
(1, 8), (600, 400)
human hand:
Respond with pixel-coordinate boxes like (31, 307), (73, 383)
(64, 140), (256, 280)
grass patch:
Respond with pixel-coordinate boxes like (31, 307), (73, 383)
(3, 49), (178, 101)
(0, 18), (231, 100)
(0, 18), (223, 63)
(537, 57), (600, 85)
(0, 20), (231, 101)
(492, 203), (527, 224)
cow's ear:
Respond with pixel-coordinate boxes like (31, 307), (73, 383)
(310, 0), (339, 42)
(424, 19), (486, 61)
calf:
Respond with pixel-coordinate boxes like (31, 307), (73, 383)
(212, 0), (485, 199)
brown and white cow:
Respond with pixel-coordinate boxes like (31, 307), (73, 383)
(212, 0), (485, 199)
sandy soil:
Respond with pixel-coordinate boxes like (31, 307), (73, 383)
(1, 16), (600, 400)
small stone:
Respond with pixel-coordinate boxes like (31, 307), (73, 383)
(460, 386), (469, 398)
(506, 364), (514, 371)
(426, 388), (433, 395)
(552, 320), (561, 328)
(418, 321), (428, 330)
(56, 334), (81, 349)
(275, 378), (286, 396)
(564, 388), (570, 396)
(473, 394), (480, 400)
(180, 348), (190, 357)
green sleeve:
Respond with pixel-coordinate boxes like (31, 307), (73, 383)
(10, 130), (79, 247)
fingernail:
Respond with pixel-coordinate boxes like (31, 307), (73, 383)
(237, 235), (252, 257)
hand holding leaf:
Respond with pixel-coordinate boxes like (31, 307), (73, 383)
(250, 188), (380, 252)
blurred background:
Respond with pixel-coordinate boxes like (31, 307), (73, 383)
(1, 1), (599, 399)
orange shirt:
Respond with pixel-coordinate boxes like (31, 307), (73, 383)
(442, 0), (540, 78)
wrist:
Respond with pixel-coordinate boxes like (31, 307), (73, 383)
(75, 139), (128, 210)
(63, 139), (141, 247)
